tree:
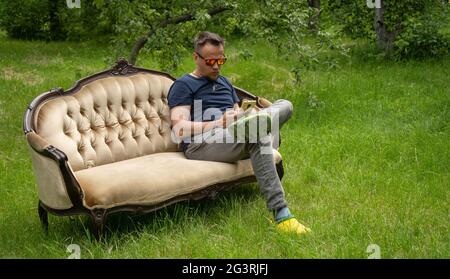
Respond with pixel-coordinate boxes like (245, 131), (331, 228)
(0, 0), (347, 71)
(374, 0), (396, 51)
(128, 6), (229, 65)
(47, 0), (66, 41)
(90, 0), (346, 72)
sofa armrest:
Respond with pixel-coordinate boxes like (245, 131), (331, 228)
(26, 131), (50, 152)
(233, 86), (272, 109)
(25, 131), (85, 210)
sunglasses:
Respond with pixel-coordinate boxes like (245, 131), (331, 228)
(195, 52), (227, 66)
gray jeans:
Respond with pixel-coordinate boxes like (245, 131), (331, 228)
(184, 99), (294, 211)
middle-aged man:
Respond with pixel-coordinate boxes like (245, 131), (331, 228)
(168, 31), (310, 235)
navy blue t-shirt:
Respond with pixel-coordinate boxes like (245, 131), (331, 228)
(168, 74), (240, 122)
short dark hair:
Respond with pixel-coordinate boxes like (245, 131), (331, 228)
(194, 31), (224, 52)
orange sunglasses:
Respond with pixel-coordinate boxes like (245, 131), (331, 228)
(195, 52), (227, 66)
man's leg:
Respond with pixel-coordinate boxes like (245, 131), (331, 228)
(185, 129), (287, 211)
(260, 99), (294, 149)
(185, 100), (310, 235)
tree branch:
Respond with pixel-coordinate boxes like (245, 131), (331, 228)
(129, 6), (230, 65)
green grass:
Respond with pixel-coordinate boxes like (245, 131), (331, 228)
(0, 38), (449, 258)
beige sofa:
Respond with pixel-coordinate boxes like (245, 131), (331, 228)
(23, 59), (284, 236)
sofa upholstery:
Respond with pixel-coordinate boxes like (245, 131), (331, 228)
(35, 73), (178, 172)
(76, 150), (281, 209)
(23, 59), (284, 236)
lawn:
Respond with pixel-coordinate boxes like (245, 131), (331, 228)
(0, 37), (448, 258)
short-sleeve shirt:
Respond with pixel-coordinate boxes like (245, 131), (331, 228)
(168, 74), (240, 151)
(168, 74), (240, 121)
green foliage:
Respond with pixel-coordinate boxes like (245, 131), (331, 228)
(235, 0), (348, 71)
(393, 5), (450, 59)
(93, 0), (347, 73)
(0, 0), (346, 71)
(322, 0), (375, 40)
(59, 1), (114, 41)
(322, 0), (450, 59)
(94, 0), (234, 70)
(1, 0), (447, 62)
(0, 0), (113, 41)
(0, 0), (49, 40)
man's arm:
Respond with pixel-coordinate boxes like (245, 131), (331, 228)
(170, 105), (240, 139)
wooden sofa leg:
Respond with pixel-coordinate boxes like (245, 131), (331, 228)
(90, 209), (106, 239)
(276, 160), (284, 181)
(38, 201), (49, 231)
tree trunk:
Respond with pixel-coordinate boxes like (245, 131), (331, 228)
(128, 6), (229, 65)
(308, 0), (320, 32)
(48, 0), (65, 40)
(308, 0), (320, 9)
(374, 0), (396, 52)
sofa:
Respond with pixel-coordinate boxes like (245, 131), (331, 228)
(23, 58), (284, 237)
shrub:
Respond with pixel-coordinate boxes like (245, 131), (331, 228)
(0, 0), (114, 41)
(393, 11), (449, 59)
(0, 0), (49, 40)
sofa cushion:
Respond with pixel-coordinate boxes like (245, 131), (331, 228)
(35, 73), (178, 172)
(75, 151), (282, 209)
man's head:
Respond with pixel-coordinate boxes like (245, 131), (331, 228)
(193, 31), (226, 80)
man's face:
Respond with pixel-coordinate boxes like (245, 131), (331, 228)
(194, 43), (225, 80)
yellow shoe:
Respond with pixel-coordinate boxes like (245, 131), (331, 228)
(276, 218), (311, 235)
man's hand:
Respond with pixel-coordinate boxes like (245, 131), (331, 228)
(217, 109), (242, 128)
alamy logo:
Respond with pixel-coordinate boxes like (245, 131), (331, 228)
(67, 244), (81, 259)
(367, 0), (381, 9)
(366, 244), (381, 259)
(66, 0), (81, 9)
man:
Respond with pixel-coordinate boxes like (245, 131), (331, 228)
(168, 31), (310, 235)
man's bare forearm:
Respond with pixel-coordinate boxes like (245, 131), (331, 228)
(172, 119), (220, 138)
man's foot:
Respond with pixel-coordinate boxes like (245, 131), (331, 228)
(276, 217), (311, 235)
(227, 112), (272, 142)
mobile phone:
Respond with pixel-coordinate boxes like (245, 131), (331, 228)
(240, 99), (256, 111)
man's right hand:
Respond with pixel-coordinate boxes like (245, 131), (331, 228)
(217, 109), (243, 128)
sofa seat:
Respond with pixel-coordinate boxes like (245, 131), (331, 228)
(75, 150), (282, 209)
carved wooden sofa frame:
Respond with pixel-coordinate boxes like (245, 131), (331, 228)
(23, 59), (284, 237)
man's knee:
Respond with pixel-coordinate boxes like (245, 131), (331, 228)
(270, 99), (293, 128)
(280, 99), (293, 119)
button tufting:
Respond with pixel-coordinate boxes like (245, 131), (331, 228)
(85, 160), (95, 168)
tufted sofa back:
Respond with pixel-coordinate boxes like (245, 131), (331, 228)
(34, 73), (179, 171)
